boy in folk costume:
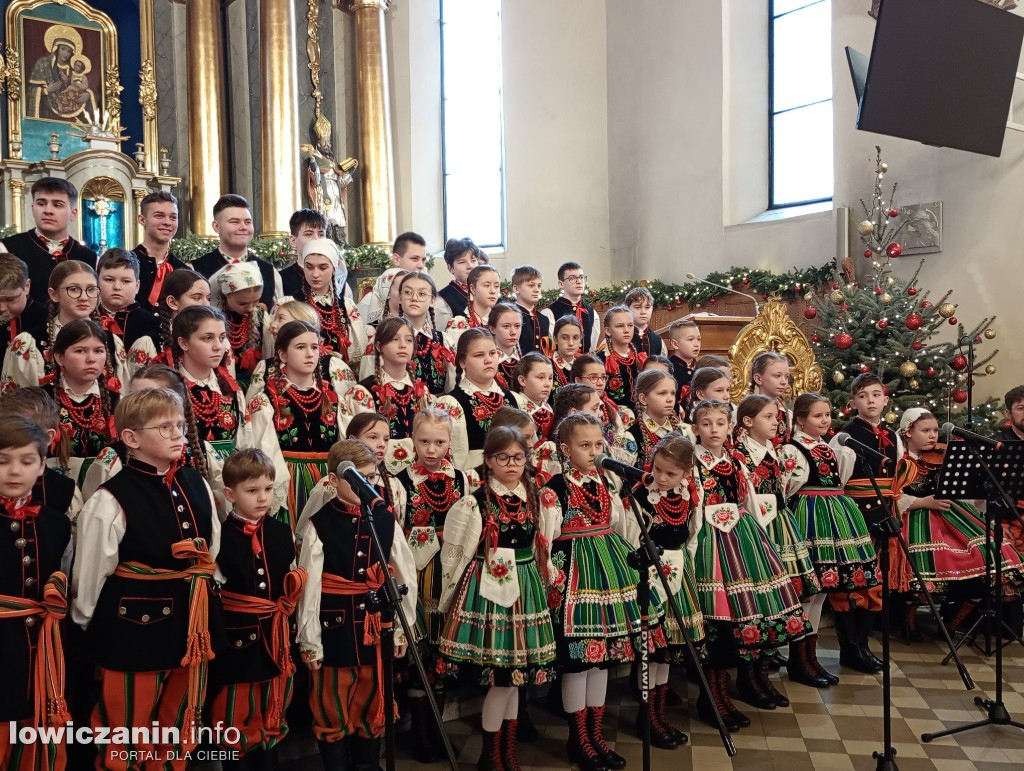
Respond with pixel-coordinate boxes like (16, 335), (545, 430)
(297, 438), (417, 770)
(541, 262), (601, 354)
(0, 253), (48, 356)
(0, 416), (73, 771)
(209, 449), (307, 770)
(72, 388), (224, 771)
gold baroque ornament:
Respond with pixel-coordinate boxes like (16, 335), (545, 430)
(104, 63), (123, 125)
(3, 44), (21, 104)
(728, 298), (824, 404)
(138, 59), (156, 122)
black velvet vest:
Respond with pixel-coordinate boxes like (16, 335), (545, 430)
(545, 297), (596, 353)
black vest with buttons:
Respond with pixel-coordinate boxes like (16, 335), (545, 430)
(0, 495), (72, 721)
(85, 461), (225, 672)
(438, 281), (469, 321)
(309, 500), (395, 668)
(840, 417), (899, 521)
(210, 514), (295, 686)
(545, 297), (596, 353)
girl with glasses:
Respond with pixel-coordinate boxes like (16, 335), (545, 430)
(396, 270), (453, 396)
(570, 354), (631, 449)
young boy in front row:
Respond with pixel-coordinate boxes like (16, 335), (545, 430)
(72, 388), (224, 771)
(625, 286), (663, 356)
(512, 264), (551, 355)
(0, 415), (72, 771)
(298, 438), (417, 771)
(541, 261), (600, 353)
(209, 448), (306, 770)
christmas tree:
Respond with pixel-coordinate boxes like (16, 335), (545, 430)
(807, 147), (1002, 431)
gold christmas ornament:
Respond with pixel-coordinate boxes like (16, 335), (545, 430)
(804, 291), (815, 302)
(880, 293), (893, 306)
(830, 290), (845, 304)
(908, 379), (920, 389)
(899, 361), (918, 378)
(937, 302), (956, 319)
(857, 219), (875, 236)
(986, 364), (997, 375)
(884, 411), (898, 425)
(984, 328), (997, 340)
(878, 162), (889, 174)
(886, 277), (895, 286)
(833, 371), (845, 384)
(955, 373), (968, 384)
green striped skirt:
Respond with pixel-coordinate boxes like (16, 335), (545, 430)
(283, 451), (329, 531)
(439, 547), (557, 687)
(789, 488), (879, 592)
(763, 505), (822, 599)
(653, 549), (707, 650)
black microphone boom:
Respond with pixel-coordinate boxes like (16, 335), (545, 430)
(942, 422), (1004, 451)
(336, 460), (391, 517)
(835, 433), (890, 465)
(595, 452), (654, 486)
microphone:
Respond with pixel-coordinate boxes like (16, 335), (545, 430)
(835, 433), (889, 465)
(941, 422), (1004, 451)
(336, 461), (391, 517)
(595, 452), (654, 486)
(685, 272), (761, 314)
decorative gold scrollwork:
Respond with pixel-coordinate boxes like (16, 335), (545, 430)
(138, 59), (157, 122)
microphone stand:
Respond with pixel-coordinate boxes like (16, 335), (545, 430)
(360, 501), (459, 771)
(623, 490), (737, 763)
(850, 452), (974, 771)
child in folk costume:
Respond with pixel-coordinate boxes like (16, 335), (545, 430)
(397, 271), (453, 396)
(356, 267), (408, 329)
(619, 369), (693, 469)
(0, 416), (73, 771)
(249, 321), (341, 530)
(126, 269), (211, 377)
(444, 264), (501, 349)
(688, 399), (811, 727)
(783, 392), (881, 675)
(551, 315), (583, 396)
(72, 388), (224, 770)
(297, 439), (417, 771)
(540, 413), (666, 771)
(625, 286), (663, 357)
(571, 354), (633, 446)
(433, 237), (480, 333)
(436, 328), (513, 470)
(598, 305), (645, 409)
(393, 408), (472, 764)
(488, 303), (523, 389)
(642, 355), (674, 374)
(211, 261), (275, 394)
(512, 264), (551, 356)
(627, 433), (706, 749)
(491, 405), (561, 519)
(439, 426), (557, 771)
(42, 320), (120, 486)
(210, 449), (306, 770)
(734, 395), (828, 687)
(96, 249), (159, 351)
(0, 253), (48, 357)
(291, 238), (368, 367)
(348, 317), (433, 440)
(666, 319), (701, 399)
(686, 366), (734, 424)
(895, 408), (1024, 631)
(541, 262), (601, 354)
(750, 351), (793, 446)
(510, 352), (556, 440)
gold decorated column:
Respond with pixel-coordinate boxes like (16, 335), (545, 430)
(8, 179), (25, 231)
(185, 0), (229, 236)
(259, 0), (301, 236)
(348, 0), (397, 246)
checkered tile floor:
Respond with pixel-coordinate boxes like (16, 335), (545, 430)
(203, 621), (1024, 770)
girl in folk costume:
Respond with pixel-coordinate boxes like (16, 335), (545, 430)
(541, 413), (666, 771)
(126, 270), (210, 378)
(347, 317), (432, 441)
(397, 271), (453, 397)
(0, 416), (73, 771)
(619, 369), (694, 469)
(444, 264), (501, 349)
(488, 303), (523, 390)
(686, 366), (734, 424)
(296, 439), (417, 771)
(42, 320), (120, 486)
(734, 395), (828, 688)
(249, 321), (342, 531)
(750, 351), (793, 447)
(82, 363), (209, 500)
(5, 260), (126, 389)
(688, 399), (812, 727)
(211, 261), (275, 394)
(551, 315), (583, 397)
(292, 238), (368, 367)
(439, 426), (557, 771)
(393, 408), (471, 764)
(491, 405), (561, 505)
(436, 328), (513, 470)
(571, 354), (633, 445)
(626, 433), (706, 749)
(894, 408), (1024, 632)
(356, 270), (410, 380)
(598, 305), (645, 409)
(782, 393), (881, 675)
(510, 352), (556, 441)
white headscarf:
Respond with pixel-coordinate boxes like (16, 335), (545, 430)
(300, 237), (349, 298)
(209, 261), (263, 308)
(898, 407), (934, 435)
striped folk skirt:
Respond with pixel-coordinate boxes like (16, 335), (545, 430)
(651, 548), (707, 654)
(789, 488), (880, 592)
(283, 451), (329, 531)
(763, 505), (822, 600)
(439, 547), (557, 687)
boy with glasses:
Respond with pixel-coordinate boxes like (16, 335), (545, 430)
(541, 262), (600, 353)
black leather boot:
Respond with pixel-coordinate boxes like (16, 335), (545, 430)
(501, 719), (522, 771)
(786, 638), (829, 688)
(588, 705), (626, 769)
(807, 634), (840, 685)
(757, 656), (790, 707)
(857, 608), (884, 671)
(736, 661), (776, 710)
(836, 610), (880, 673)
(696, 668), (742, 731)
(411, 695), (445, 764)
(317, 738), (352, 771)
(566, 709), (608, 771)
(654, 683), (687, 745)
(351, 736), (382, 771)
(516, 688), (539, 742)
(477, 728), (504, 771)
(634, 693), (678, 749)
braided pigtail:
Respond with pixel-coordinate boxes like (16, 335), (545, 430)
(378, 459), (395, 515)
(373, 346), (393, 417)
(523, 456), (541, 530)
(182, 396), (209, 478)
(45, 300), (58, 352)
(428, 306), (437, 335)
(158, 299), (173, 352)
(314, 363), (332, 422)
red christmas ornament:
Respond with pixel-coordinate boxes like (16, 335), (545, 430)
(860, 364), (870, 373)
(803, 307), (817, 320)
(921, 300), (932, 309)
(952, 389), (968, 404)
(761, 294), (769, 300)
(842, 406), (852, 416)
(907, 287), (918, 296)
(886, 243), (903, 258)
(874, 286), (883, 295)
(888, 208), (899, 218)
(665, 304), (674, 312)
(708, 297), (717, 304)
(974, 336), (982, 344)
(927, 367), (936, 377)
(883, 385), (890, 396)
(831, 282), (840, 290)
(835, 332), (854, 350)
(876, 320), (888, 330)
(905, 313), (922, 331)
(948, 317), (957, 326)
(841, 304), (849, 311)
(950, 355), (968, 371)
(811, 333), (821, 343)
(741, 277), (750, 286)
(864, 249), (874, 259)
(912, 341), (923, 351)
(795, 283), (803, 291)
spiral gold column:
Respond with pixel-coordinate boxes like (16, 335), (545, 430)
(260, 0), (301, 236)
(185, 0), (229, 236)
(349, 0), (397, 246)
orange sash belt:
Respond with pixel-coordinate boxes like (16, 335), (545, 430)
(113, 538), (217, 729)
(0, 572), (70, 727)
(221, 567), (307, 730)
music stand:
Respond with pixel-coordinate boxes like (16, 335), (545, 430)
(923, 439), (1024, 742)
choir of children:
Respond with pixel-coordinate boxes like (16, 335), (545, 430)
(2, 202), (1021, 771)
